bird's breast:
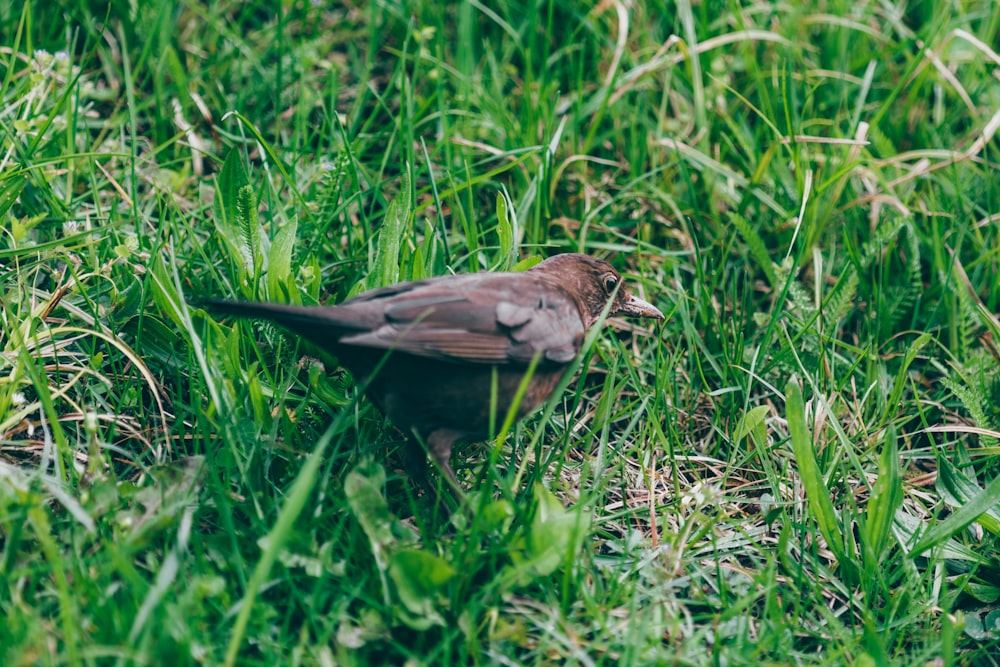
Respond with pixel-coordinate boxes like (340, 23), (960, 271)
(359, 356), (565, 443)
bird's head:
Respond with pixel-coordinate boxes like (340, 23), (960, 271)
(530, 254), (664, 329)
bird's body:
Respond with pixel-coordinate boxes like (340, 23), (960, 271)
(201, 253), (662, 497)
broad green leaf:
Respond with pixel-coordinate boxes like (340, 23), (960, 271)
(212, 149), (262, 285)
(735, 405), (770, 446)
(512, 256), (542, 272)
(267, 218), (298, 304)
(214, 149), (249, 233)
(863, 426), (903, 564)
(786, 380), (850, 570)
(885, 333), (931, 418)
(149, 254), (183, 329)
(938, 458), (1000, 535)
(967, 582), (1000, 604)
(909, 463), (1000, 556)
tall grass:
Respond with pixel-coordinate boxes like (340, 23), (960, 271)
(2, 0), (999, 664)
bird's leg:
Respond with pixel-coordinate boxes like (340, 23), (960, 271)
(400, 434), (462, 508)
(425, 429), (464, 503)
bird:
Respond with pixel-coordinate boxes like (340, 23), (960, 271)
(200, 253), (663, 499)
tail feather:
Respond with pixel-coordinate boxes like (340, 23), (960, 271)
(197, 298), (370, 350)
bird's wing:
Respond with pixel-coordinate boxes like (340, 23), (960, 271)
(337, 277), (584, 366)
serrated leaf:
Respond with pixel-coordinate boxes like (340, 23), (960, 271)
(495, 190), (516, 271)
(235, 184), (262, 283)
(388, 548), (455, 629)
(370, 171), (410, 289)
(504, 485), (590, 587)
(344, 462), (415, 570)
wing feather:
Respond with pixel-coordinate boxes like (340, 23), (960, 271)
(332, 275), (584, 366)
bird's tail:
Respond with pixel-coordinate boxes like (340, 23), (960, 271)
(197, 298), (367, 347)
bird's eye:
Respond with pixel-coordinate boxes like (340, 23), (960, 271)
(602, 274), (619, 294)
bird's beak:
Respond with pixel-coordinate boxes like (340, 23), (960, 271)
(619, 293), (664, 321)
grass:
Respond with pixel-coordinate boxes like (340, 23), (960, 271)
(2, 0), (1000, 664)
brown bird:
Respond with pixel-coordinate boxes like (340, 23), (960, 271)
(201, 253), (663, 498)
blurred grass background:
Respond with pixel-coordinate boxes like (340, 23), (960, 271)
(2, 0), (1000, 664)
